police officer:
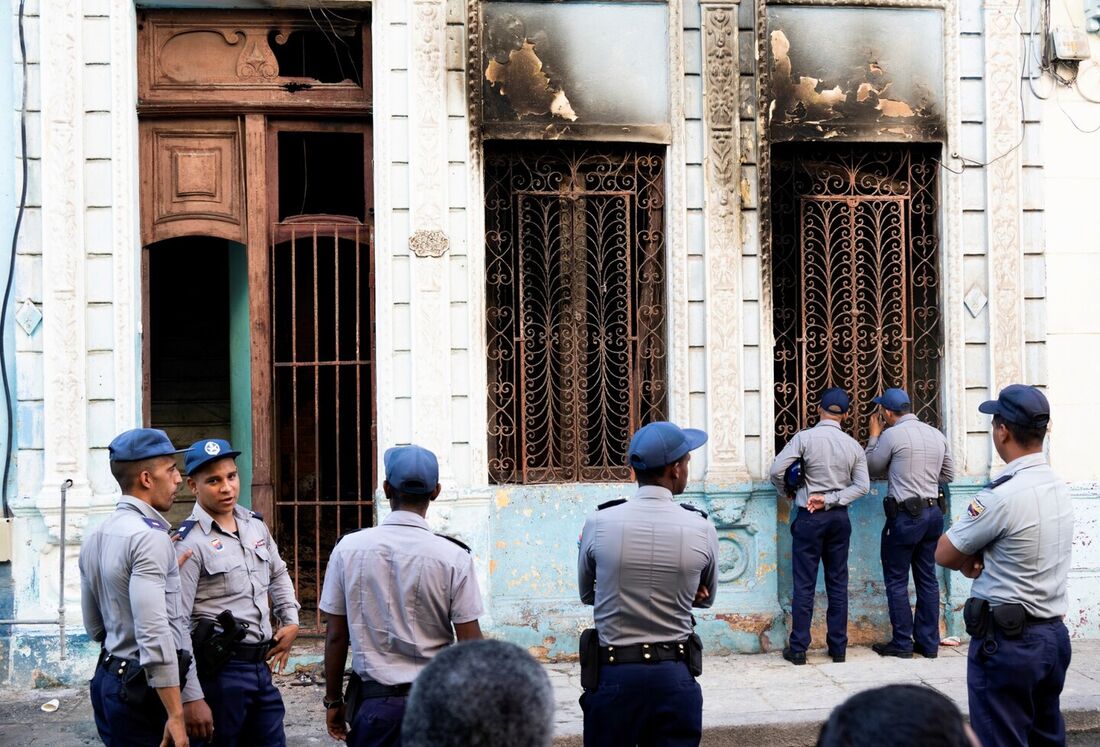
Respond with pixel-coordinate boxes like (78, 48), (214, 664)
(936, 385), (1073, 747)
(770, 388), (869, 665)
(79, 428), (196, 747)
(173, 439), (301, 745)
(578, 421), (718, 747)
(320, 444), (485, 747)
(865, 388), (955, 659)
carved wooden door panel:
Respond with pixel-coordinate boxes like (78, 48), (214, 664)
(139, 118), (246, 246)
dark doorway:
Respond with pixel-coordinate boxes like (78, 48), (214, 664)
(770, 143), (943, 449)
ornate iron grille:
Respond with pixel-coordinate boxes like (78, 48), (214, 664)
(485, 145), (668, 483)
(771, 144), (942, 449)
(271, 220), (372, 629)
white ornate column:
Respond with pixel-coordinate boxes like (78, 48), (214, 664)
(37, 0), (93, 527)
(111, 0), (139, 436)
(408, 0), (453, 479)
(702, 1), (751, 488)
(984, 0), (1025, 396)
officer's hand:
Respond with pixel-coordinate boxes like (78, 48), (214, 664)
(807, 494), (825, 513)
(869, 410), (884, 438)
(961, 555), (984, 579)
(267, 623), (300, 674)
(176, 548), (193, 569)
(183, 699), (214, 740)
(693, 585), (710, 604)
(326, 705), (348, 741)
(160, 713), (189, 747)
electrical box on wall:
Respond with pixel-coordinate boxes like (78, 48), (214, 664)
(1049, 27), (1092, 61)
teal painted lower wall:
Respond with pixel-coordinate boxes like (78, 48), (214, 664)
(4, 479), (1097, 686)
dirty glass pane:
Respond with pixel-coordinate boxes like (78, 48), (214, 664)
(482, 2), (670, 127)
(766, 6), (945, 141)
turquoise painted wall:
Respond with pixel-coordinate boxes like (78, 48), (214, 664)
(227, 243), (253, 507)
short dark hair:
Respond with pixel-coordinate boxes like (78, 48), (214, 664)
(817, 684), (971, 747)
(110, 457), (161, 493)
(392, 489), (432, 509)
(992, 413), (1046, 448)
(402, 640), (554, 747)
(634, 453), (688, 486)
(889, 403), (912, 415)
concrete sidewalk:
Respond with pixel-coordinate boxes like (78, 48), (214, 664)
(0, 641), (1098, 746)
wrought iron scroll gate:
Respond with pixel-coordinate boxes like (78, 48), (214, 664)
(272, 220), (372, 628)
(771, 144), (943, 449)
(485, 145), (668, 483)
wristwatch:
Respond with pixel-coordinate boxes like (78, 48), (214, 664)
(323, 696), (345, 710)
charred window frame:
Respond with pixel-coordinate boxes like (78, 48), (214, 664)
(485, 144), (669, 484)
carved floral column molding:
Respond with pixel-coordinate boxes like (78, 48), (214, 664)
(409, 0), (453, 472)
(702, 1), (751, 487)
(35, 0), (93, 538)
(984, 0), (1025, 400)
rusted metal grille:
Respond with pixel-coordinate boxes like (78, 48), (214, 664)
(771, 144), (942, 449)
(272, 219), (372, 629)
(485, 145), (668, 483)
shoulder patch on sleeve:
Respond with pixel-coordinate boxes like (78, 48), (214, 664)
(435, 533), (472, 553)
(172, 519), (198, 540)
(597, 498), (627, 511)
(143, 517), (169, 532)
(249, 510), (264, 521)
(985, 473), (1014, 490)
(966, 498), (986, 518)
(680, 502), (709, 519)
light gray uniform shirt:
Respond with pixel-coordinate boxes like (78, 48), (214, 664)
(769, 420), (870, 509)
(175, 503), (300, 702)
(79, 496), (198, 690)
(578, 486), (719, 647)
(318, 511), (484, 686)
(865, 414), (955, 500)
(946, 453), (1074, 619)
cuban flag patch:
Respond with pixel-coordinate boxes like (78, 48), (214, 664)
(967, 499), (985, 518)
(211, 538), (224, 552)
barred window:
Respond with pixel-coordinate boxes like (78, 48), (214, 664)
(485, 145), (668, 483)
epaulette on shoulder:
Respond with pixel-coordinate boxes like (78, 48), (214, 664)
(249, 510), (264, 521)
(985, 473), (1015, 490)
(142, 517), (170, 532)
(436, 533), (472, 553)
(597, 498), (627, 511)
(680, 502), (709, 519)
(171, 519), (198, 540)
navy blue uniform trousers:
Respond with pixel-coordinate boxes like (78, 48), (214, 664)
(880, 505), (943, 653)
(348, 695), (407, 747)
(192, 660), (287, 747)
(90, 664), (167, 746)
(789, 507), (851, 655)
(968, 619), (1072, 747)
(581, 660), (702, 747)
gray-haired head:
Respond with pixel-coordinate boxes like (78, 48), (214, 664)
(401, 639), (554, 747)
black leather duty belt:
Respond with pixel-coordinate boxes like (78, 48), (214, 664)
(598, 641), (688, 665)
(231, 641), (273, 663)
(358, 677), (412, 699)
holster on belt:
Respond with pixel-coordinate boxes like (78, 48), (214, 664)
(901, 496), (925, 519)
(883, 496), (899, 520)
(192, 609), (248, 678)
(116, 649), (192, 708)
(579, 628), (600, 691)
(344, 671), (364, 722)
(686, 633), (703, 677)
(937, 483), (950, 513)
(963, 597), (990, 638)
(991, 603), (1026, 639)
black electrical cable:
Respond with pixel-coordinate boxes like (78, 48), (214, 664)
(2, 0), (28, 518)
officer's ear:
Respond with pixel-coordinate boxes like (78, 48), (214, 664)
(428, 484), (442, 501)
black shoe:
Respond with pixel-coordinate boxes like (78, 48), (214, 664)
(872, 642), (913, 659)
(913, 646), (939, 659)
(783, 647), (807, 665)
(829, 651), (846, 663)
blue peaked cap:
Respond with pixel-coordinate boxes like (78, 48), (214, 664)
(108, 428), (186, 462)
(628, 422), (708, 471)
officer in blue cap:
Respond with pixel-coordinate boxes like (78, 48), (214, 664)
(578, 421), (718, 747)
(320, 445), (485, 747)
(769, 388), (869, 665)
(865, 387), (955, 659)
(79, 428), (195, 747)
(172, 438), (301, 745)
(936, 385), (1073, 747)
